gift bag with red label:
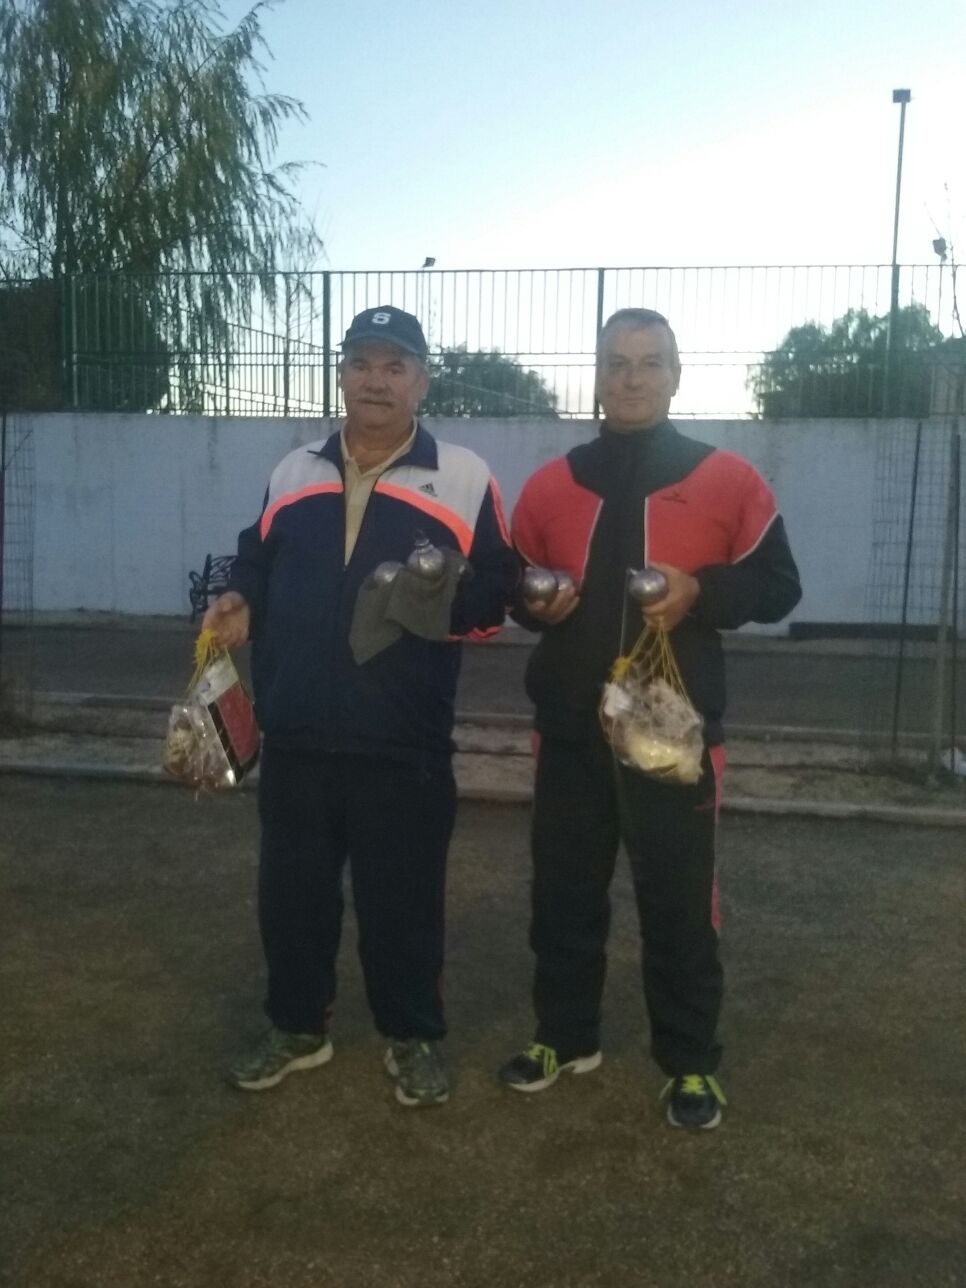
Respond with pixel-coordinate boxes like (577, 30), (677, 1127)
(162, 630), (260, 790)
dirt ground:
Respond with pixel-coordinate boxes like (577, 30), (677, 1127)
(1, 778), (964, 1288)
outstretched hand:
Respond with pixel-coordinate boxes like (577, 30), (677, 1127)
(201, 591), (251, 649)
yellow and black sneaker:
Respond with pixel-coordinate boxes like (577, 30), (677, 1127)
(498, 1042), (602, 1092)
(663, 1074), (727, 1129)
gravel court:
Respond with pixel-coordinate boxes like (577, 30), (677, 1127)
(1, 777), (964, 1288)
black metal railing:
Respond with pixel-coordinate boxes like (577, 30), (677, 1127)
(0, 263), (962, 417)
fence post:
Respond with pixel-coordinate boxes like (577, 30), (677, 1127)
(283, 274), (291, 417)
(225, 320), (231, 416)
(61, 275), (79, 410)
(890, 419), (922, 758)
(927, 421), (960, 776)
(0, 408), (6, 705)
(592, 267), (605, 421)
(949, 424), (961, 769)
(60, 277), (69, 408)
(883, 263), (901, 415)
(322, 271), (332, 420)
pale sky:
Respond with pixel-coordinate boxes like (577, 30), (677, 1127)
(219, 0), (966, 275)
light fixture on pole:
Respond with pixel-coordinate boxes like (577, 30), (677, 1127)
(933, 236), (948, 329)
(884, 88), (911, 413)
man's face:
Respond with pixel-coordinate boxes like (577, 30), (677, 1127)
(340, 341), (430, 432)
(595, 323), (680, 431)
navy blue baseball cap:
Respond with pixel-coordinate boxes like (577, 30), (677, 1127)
(341, 306), (429, 359)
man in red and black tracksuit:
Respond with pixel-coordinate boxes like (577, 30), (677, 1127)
(203, 307), (516, 1108)
(499, 308), (801, 1128)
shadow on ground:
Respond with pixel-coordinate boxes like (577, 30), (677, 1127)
(1, 778), (964, 1288)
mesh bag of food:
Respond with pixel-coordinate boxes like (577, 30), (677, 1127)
(162, 630), (260, 791)
(599, 625), (704, 784)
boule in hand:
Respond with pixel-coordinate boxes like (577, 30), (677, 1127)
(521, 566), (559, 604)
(370, 560), (402, 587)
(406, 532), (446, 580)
(627, 566), (669, 607)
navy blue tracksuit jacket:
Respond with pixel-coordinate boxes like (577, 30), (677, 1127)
(228, 423), (517, 763)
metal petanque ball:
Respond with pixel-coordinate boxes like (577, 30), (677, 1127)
(627, 566), (668, 606)
(554, 572), (575, 596)
(406, 532), (447, 580)
(521, 566), (559, 604)
(370, 560), (402, 587)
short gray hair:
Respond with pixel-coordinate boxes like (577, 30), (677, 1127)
(597, 308), (680, 369)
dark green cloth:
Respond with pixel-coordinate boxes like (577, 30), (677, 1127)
(349, 550), (472, 665)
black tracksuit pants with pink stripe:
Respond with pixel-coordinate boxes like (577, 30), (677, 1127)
(531, 729), (723, 1076)
(256, 742), (455, 1042)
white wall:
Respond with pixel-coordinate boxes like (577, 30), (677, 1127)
(20, 412), (925, 625)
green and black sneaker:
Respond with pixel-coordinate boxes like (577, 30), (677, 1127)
(228, 1028), (333, 1092)
(662, 1074), (727, 1129)
(384, 1039), (449, 1108)
(498, 1042), (602, 1092)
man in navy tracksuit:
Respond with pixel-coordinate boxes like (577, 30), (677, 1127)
(204, 307), (515, 1107)
(499, 309), (801, 1128)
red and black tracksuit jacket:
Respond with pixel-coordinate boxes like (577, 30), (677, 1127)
(512, 420), (802, 744)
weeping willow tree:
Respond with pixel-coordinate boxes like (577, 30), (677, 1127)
(0, 0), (321, 410)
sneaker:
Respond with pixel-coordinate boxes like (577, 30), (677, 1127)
(498, 1042), (602, 1092)
(228, 1028), (333, 1092)
(384, 1039), (449, 1108)
(663, 1074), (727, 1129)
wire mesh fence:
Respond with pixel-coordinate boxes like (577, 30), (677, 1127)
(863, 408), (965, 770)
(1, 263), (961, 418)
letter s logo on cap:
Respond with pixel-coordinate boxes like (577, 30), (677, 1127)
(371, 311), (391, 326)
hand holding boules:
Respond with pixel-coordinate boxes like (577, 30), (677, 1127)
(520, 566), (579, 624)
(635, 561), (699, 631)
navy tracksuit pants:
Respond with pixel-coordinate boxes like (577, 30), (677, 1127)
(256, 742), (456, 1041)
(530, 730), (723, 1076)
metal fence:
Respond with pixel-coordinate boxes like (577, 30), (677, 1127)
(2, 264), (963, 417)
(865, 417), (965, 772)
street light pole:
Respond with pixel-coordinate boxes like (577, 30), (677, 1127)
(885, 88), (911, 413)
(419, 256), (436, 349)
